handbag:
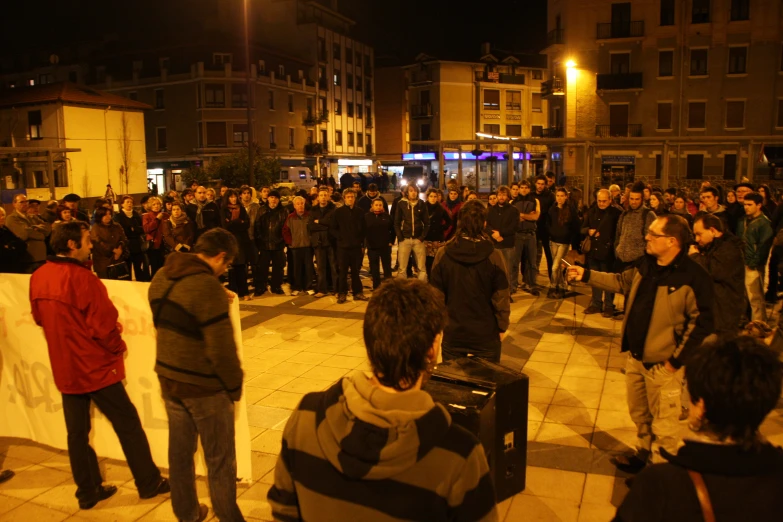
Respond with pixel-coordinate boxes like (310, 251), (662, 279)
(687, 470), (716, 522)
(106, 261), (131, 281)
(580, 235), (592, 254)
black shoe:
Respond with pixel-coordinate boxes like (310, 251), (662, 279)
(140, 477), (170, 499)
(546, 288), (556, 299)
(79, 484), (118, 510)
(529, 287), (540, 297)
(509, 296), (514, 303)
(337, 294), (347, 304)
(610, 451), (649, 474)
(0, 469), (14, 484)
(556, 288), (565, 299)
(253, 289), (266, 297)
(602, 306), (615, 318)
(584, 305), (602, 315)
(353, 293), (369, 301)
(270, 287), (285, 295)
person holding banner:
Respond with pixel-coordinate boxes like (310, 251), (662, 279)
(29, 221), (170, 510)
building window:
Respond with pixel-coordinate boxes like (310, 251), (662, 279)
(28, 110), (42, 139)
(660, 0), (675, 25)
(39, 73), (53, 85)
(657, 102), (673, 130)
(483, 89), (500, 110)
(357, 133), (364, 147)
(506, 91), (522, 110)
(213, 53), (232, 66)
(347, 102), (354, 117)
(231, 84), (247, 107)
(129, 91), (138, 101)
(335, 100), (342, 115)
(483, 124), (501, 135)
(531, 125), (543, 137)
(205, 122), (227, 147)
(728, 47), (747, 74)
(307, 129), (314, 144)
(333, 43), (341, 60)
(364, 54), (373, 74)
(658, 50), (674, 77)
(346, 49), (353, 65)
(357, 104), (363, 119)
(156, 127), (167, 151)
(688, 101), (707, 129)
(506, 124), (522, 137)
(532, 93), (542, 112)
(269, 126), (276, 148)
(726, 100), (745, 128)
(318, 38), (327, 61)
(155, 88), (165, 109)
(68, 71), (78, 83)
(724, 154), (738, 180)
(356, 76), (363, 91)
(288, 93), (294, 112)
(778, 100), (783, 128)
(692, 0), (710, 23)
(346, 74), (354, 89)
(686, 154), (704, 179)
(334, 70), (341, 86)
(367, 133), (372, 148)
(532, 70), (543, 80)
(420, 124), (431, 140)
(289, 128), (295, 149)
(205, 84), (225, 108)
(335, 130), (343, 146)
(690, 49), (708, 76)
(232, 124), (248, 146)
(321, 129), (328, 146)
(655, 154), (663, 179)
(278, 65), (285, 78)
(268, 90), (275, 110)
(730, 0), (750, 21)
(348, 132), (355, 146)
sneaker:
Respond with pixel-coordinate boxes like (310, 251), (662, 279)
(610, 451), (649, 474)
(353, 293), (369, 301)
(242, 295), (253, 301)
(313, 292), (327, 298)
(270, 287), (285, 295)
(555, 288), (565, 299)
(602, 306), (615, 318)
(584, 305), (602, 315)
(529, 287), (540, 297)
(337, 294), (347, 304)
(79, 484), (118, 510)
(139, 477), (170, 499)
(291, 290), (301, 296)
(546, 288), (557, 299)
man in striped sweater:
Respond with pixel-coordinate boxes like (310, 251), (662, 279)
(268, 279), (498, 522)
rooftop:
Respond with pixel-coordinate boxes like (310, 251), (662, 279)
(0, 82), (151, 110)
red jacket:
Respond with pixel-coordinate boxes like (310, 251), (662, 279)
(143, 211), (169, 249)
(30, 257), (127, 394)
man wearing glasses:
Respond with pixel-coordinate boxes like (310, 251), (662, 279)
(568, 215), (714, 478)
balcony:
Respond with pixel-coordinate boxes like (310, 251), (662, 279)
(410, 71), (433, 86)
(595, 124), (642, 138)
(505, 102), (521, 111)
(596, 21), (644, 39)
(547, 28), (564, 47)
(542, 127), (563, 138)
(475, 71), (526, 85)
(303, 111), (318, 126)
(318, 109), (329, 123)
(318, 78), (328, 91)
(366, 144), (373, 155)
(541, 77), (565, 98)
(305, 141), (329, 155)
(411, 103), (433, 118)
(411, 144), (436, 153)
(596, 72), (643, 92)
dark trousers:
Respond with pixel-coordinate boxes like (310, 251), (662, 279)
(228, 263), (249, 297)
(148, 248), (164, 277)
(368, 246), (392, 289)
(338, 246), (363, 295)
(536, 231), (553, 279)
(164, 392), (244, 522)
(290, 247), (315, 291)
(62, 382), (160, 504)
(258, 249), (285, 290)
(588, 257), (615, 309)
(314, 246), (338, 294)
(514, 232), (538, 289)
(127, 252), (150, 282)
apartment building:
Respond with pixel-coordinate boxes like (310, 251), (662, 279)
(543, 0), (783, 188)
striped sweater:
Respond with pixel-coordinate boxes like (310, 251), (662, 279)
(268, 371), (498, 522)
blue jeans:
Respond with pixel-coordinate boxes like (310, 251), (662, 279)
(163, 392), (245, 522)
(397, 238), (427, 282)
(513, 232), (538, 289)
(496, 247), (515, 290)
(549, 241), (570, 289)
(589, 257), (615, 309)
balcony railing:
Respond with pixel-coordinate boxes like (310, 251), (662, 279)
(596, 72), (643, 91)
(597, 21), (644, 39)
(541, 77), (565, 98)
(595, 124), (642, 138)
(366, 144), (373, 155)
(318, 109), (329, 123)
(547, 28), (564, 46)
(505, 102), (521, 110)
(410, 71), (433, 86)
(305, 141), (329, 155)
(475, 71), (526, 84)
(542, 127), (563, 138)
(411, 103), (433, 118)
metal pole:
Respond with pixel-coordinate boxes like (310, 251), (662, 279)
(438, 143), (445, 189)
(457, 144), (463, 186)
(747, 141), (754, 182)
(662, 141), (670, 189)
(47, 150), (55, 200)
(507, 142), (514, 184)
(244, 0), (255, 187)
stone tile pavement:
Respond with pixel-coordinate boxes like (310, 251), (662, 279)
(2, 270), (783, 521)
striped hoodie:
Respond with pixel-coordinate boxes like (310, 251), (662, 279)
(268, 371), (498, 522)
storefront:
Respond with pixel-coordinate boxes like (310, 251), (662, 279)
(600, 155), (636, 186)
(147, 160), (203, 193)
(337, 158), (375, 177)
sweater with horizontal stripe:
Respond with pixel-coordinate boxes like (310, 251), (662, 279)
(148, 252), (243, 401)
(268, 371), (498, 522)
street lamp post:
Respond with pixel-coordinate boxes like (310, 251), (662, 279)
(244, 0), (255, 187)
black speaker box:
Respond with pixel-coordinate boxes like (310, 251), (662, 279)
(425, 357), (529, 502)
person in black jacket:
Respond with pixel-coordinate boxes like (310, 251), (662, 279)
(309, 187), (338, 297)
(330, 189), (367, 303)
(533, 176), (555, 280)
(0, 207), (28, 273)
(114, 195), (151, 282)
(394, 185), (430, 281)
(221, 189), (252, 300)
(186, 186), (221, 242)
(430, 201), (510, 363)
(615, 336), (783, 522)
(255, 191), (288, 295)
(582, 189), (621, 316)
(357, 183), (388, 214)
(486, 186), (521, 296)
(512, 180), (540, 296)
(547, 188), (580, 299)
(364, 199), (395, 289)
(422, 188), (452, 278)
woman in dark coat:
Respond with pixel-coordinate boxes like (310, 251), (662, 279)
(0, 207), (28, 273)
(221, 189), (253, 300)
(423, 188), (452, 278)
(160, 202), (195, 255)
(114, 195), (150, 282)
(91, 207), (129, 279)
(142, 196), (169, 277)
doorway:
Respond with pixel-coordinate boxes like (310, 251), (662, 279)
(609, 104), (629, 137)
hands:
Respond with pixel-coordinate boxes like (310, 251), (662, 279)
(491, 231), (503, 242)
(113, 245), (123, 260)
(589, 229), (596, 236)
(225, 288), (237, 304)
(566, 266), (584, 282)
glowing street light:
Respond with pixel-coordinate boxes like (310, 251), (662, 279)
(566, 59), (577, 69)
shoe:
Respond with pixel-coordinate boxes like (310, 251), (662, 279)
(253, 289), (266, 297)
(79, 484), (118, 509)
(353, 293), (369, 301)
(313, 292), (326, 298)
(556, 288), (565, 299)
(337, 294), (347, 304)
(602, 306), (615, 318)
(243, 295), (253, 301)
(0, 469), (14, 484)
(529, 287), (540, 297)
(291, 290), (301, 296)
(270, 287), (285, 295)
(610, 451), (649, 474)
(139, 477), (170, 499)
(546, 288), (556, 299)
(509, 296), (514, 303)
(584, 305), (602, 315)
(193, 504), (210, 522)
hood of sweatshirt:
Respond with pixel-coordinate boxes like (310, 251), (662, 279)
(316, 371), (451, 480)
(444, 236), (495, 265)
(161, 252), (214, 280)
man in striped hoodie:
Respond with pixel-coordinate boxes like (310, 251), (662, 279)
(268, 279), (498, 522)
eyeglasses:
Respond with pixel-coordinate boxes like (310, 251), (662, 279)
(647, 231), (673, 239)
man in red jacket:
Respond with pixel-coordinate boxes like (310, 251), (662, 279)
(29, 221), (169, 510)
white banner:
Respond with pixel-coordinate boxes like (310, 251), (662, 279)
(0, 274), (252, 481)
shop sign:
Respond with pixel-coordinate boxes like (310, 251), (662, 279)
(402, 153), (436, 161)
(602, 155), (636, 165)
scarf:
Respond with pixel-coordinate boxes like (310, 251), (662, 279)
(194, 200), (206, 229)
(227, 203), (240, 222)
(122, 209), (134, 219)
(170, 213), (189, 227)
(445, 196), (462, 210)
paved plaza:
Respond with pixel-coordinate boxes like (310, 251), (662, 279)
(2, 267), (783, 522)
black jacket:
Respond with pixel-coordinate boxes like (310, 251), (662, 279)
(186, 201), (221, 236)
(582, 205), (621, 261)
(547, 204), (581, 245)
(615, 441), (783, 522)
(689, 234), (745, 334)
(364, 211), (395, 249)
(221, 205), (252, 265)
(357, 194), (388, 214)
(308, 202), (337, 248)
(255, 205), (288, 251)
(513, 195), (537, 234)
(423, 202), (452, 242)
(394, 199), (429, 241)
(114, 210), (146, 254)
(0, 225), (28, 273)
(330, 204), (366, 248)
(486, 203), (519, 248)
(430, 237), (510, 359)
(534, 190), (555, 234)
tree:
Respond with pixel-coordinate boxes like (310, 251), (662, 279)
(205, 144), (281, 188)
(118, 112), (133, 194)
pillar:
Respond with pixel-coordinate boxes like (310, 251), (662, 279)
(458, 144), (463, 185)
(662, 141), (670, 189)
(438, 142), (445, 189)
(746, 142), (754, 182)
(507, 143), (514, 184)
(47, 150), (55, 200)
